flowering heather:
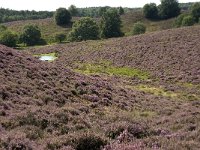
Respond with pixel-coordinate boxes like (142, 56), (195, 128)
(1, 25), (200, 149)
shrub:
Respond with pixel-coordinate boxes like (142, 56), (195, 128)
(55, 8), (71, 26)
(75, 134), (106, 150)
(20, 24), (42, 46)
(0, 25), (7, 32)
(143, 3), (158, 19)
(132, 22), (146, 35)
(100, 8), (124, 38)
(0, 30), (18, 47)
(55, 33), (66, 43)
(191, 2), (200, 22)
(181, 15), (195, 26)
(158, 0), (181, 19)
(174, 14), (187, 27)
(68, 17), (99, 42)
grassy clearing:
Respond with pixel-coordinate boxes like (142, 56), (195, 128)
(127, 84), (200, 101)
(74, 62), (149, 80)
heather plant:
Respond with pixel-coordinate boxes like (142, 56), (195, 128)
(132, 22), (146, 35)
(75, 134), (106, 150)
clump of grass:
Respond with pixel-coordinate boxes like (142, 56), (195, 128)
(75, 62), (149, 80)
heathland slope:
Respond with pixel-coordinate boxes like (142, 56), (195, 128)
(29, 25), (200, 84)
(0, 25), (200, 149)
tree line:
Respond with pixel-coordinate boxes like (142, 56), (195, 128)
(0, 0), (199, 47)
(0, 8), (54, 23)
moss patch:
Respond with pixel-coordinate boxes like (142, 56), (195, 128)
(74, 62), (149, 80)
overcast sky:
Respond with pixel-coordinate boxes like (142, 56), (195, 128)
(0, 0), (199, 11)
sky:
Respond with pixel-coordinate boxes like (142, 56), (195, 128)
(0, 0), (199, 11)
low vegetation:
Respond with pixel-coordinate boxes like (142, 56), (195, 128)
(132, 22), (146, 35)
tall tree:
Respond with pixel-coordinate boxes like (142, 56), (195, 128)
(191, 2), (200, 22)
(158, 0), (180, 19)
(55, 8), (71, 26)
(143, 3), (158, 19)
(100, 9), (124, 38)
(68, 5), (78, 16)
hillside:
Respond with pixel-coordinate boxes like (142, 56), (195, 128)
(3, 10), (178, 43)
(0, 25), (200, 149)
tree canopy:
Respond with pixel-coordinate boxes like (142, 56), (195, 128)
(20, 25), (42, 46)
(68, 17), (99, 42)
(158, 0), (180, 19)
(100, 9), (124, 38)
(143, 3), (158, 19)
(55, 8), (72, 26)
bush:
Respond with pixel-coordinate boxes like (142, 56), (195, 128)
(191, 2), (200, 22)
(0, 25), (7, 32)
(75, 134), (106, 150)
(174, 14), (187, 27)
(132, 22), (146, 35)
(181, 15), (195, 26)
(55, 8), (71, 26)
(20, 25), (42, 46)
(100, 8), (124, 38)
(158, 0), (180, 19)
(143, 3), (158, 19)
(55, 33), (66, 43)
(0, 30), (18, 47)
(68, 17), (99, 42)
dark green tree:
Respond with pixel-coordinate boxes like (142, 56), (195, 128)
(132, 22), (146, 35)
(158, 0), (180, 19)
(20, 25), (42, 46)
(54, 8), (71, 26)
(99, 7), (110, 17)
(0, 30), (18, 47)
(100, 9), (124, 38)
(191, 2), (200, 22)
(118, 7), (125, 15)
(68, 5), (78, 16)
(68, 17), (99, 42)
(143, 3), (158, 19)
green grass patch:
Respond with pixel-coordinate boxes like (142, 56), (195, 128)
(127, 84), (200, 101)
(75, 62), (149, 80)
(135, 85), (178, 98)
